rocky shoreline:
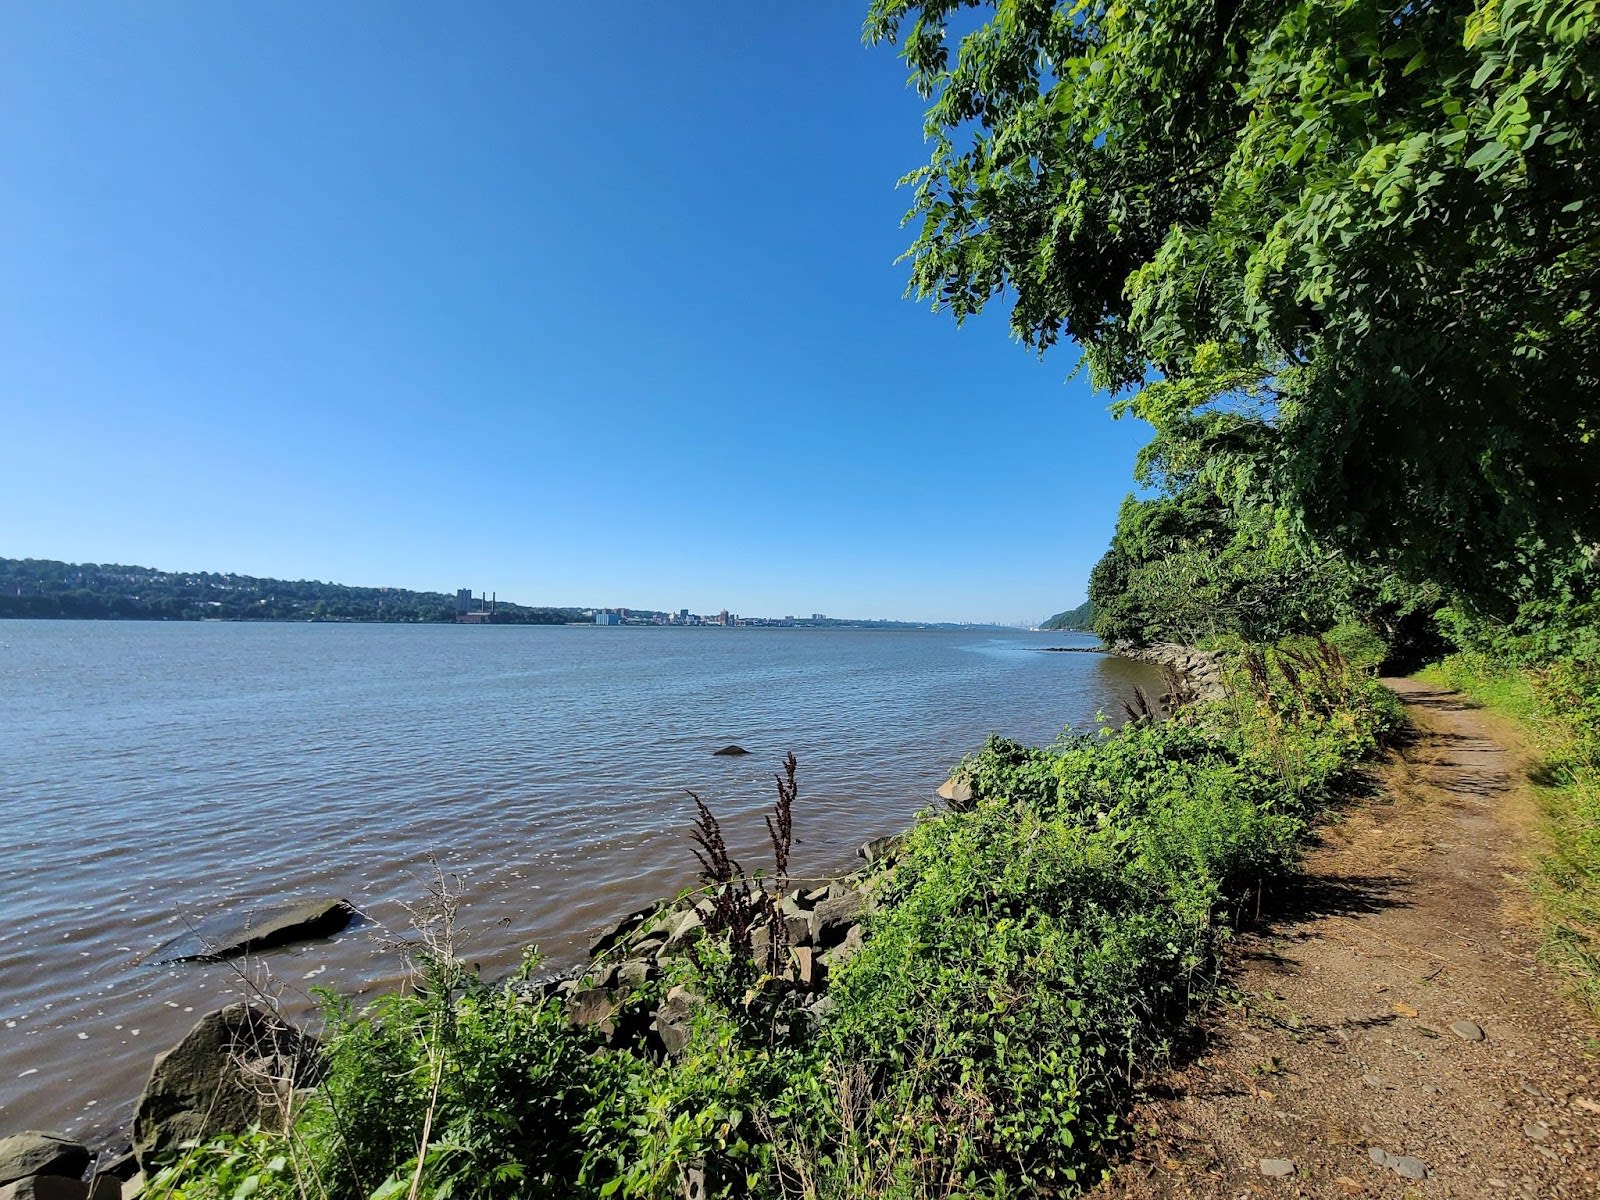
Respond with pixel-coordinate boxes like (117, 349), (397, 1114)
(1038, 639), (1226, 702)
(1110, 640), (1227, 703)
(0, 837), (900, 1200)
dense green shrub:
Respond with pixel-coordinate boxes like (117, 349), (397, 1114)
(812, 721), (1305, 1194)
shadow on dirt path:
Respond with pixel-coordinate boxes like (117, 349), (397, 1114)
(1095, 678), (1600, 1199)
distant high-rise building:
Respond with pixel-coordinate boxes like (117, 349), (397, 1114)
(595, 612), (620, 626)
(679, 609), (689, 623)
(718, 610), (729, 626)
(456, 588), (473, 614)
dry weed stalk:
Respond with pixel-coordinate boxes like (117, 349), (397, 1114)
(686, 753), (799, 981)
(766, 752), (798, 881)
(1119, 686), (1158, 724)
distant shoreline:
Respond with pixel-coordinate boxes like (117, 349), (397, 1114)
(0, 615), (1024, 633)
(1, 557), (1022, 631)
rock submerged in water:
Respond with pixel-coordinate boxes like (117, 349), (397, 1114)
(153, 897), (356, 963)
(712, 744), (749, 756)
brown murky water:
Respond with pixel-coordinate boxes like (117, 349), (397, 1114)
(0, 621), (1159, 1144)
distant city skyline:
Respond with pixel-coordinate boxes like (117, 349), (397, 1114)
(0, 6), (1151, 624)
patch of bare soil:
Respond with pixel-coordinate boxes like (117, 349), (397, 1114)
(1095, 679), (1600, 1199)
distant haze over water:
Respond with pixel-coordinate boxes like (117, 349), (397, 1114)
(0, 621), (1160, 1142)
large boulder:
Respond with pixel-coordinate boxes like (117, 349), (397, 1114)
(0, 1134), (88, 1188)
(132, 1003), (321, 1172)
(154, 897), (355, 963)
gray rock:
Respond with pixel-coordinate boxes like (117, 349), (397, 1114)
(1368, 1146), (1394, 1167)
(616, 959), (655, 989)
(788, 945), (824, 991)
(1393, 1156), (1428, 1180)
(0, 1177), (90, 1200)
(712, 744), (748, 756)
(810, 890), (866, 949)
(1449, 1019), (1486, 1041)
(653, 985), (697, 1056)
(661, 907), (705, 952)
(1258, 1157), (1295, 1177)
(775, 895), (813, 947)
(821, 924), (865, 970)
(857, 835), (902, 866)
(782, 913), (812, 948)
(85, 1154), (134, 1200)
(154, 897), (355, 963)
(1523, 1121), (1551, 1141)
(567, 988), (619, 1031)
(0, 1134), (89, 1188)
(132, 1003), (320, 1172)
(588, 903), (661, 959)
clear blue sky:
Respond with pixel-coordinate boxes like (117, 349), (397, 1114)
(0, 3), (1150, 625)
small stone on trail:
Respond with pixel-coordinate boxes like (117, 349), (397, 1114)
(1258, 1157), (1295, 1178)
(1369, 1146), (1394, 1167)
(1523, 1122), (1551, 1142)
(1449, 1019), (1486, 1041)
(1393, 1156), (1428, 1180)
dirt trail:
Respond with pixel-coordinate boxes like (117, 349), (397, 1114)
(1097, 679), (1600, 1199)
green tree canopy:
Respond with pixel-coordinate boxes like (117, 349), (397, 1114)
(867, 0), (1600, 606)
